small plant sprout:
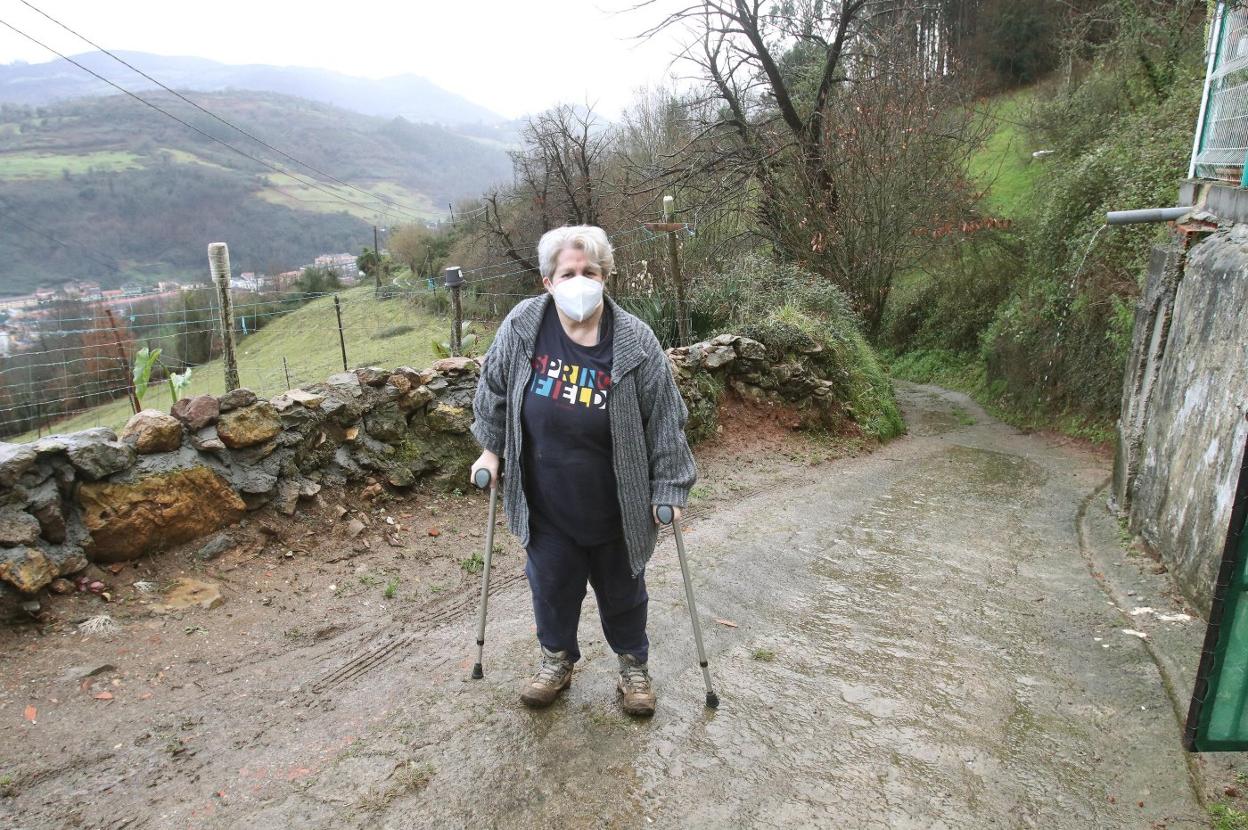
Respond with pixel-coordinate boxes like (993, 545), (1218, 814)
(384, 577), (399, 599)
(168, 367), (193, 402)
(131, 347), (162, 408)
(752, 648), (776, 662)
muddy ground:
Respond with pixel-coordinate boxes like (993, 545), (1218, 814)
(0, 383), (1234, 828)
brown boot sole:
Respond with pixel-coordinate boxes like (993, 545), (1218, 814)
(616, 678), (656, 717)
(520, 670), (572, 709)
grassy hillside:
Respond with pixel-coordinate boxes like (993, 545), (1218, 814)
(18, 285), (462, 440)
(884, 17), (1204, 444)
(968, 90), (1042, 218)
(0, 90), (512, 294)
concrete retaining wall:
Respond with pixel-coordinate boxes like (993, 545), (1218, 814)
(1114, 226), (1248, 612)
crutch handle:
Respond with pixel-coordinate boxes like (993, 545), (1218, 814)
(472, 467), (493, 490)
(656, 504), (676, 525)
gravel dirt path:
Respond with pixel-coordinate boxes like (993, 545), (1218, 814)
(0, 383), (1209, 828)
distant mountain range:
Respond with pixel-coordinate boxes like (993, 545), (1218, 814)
(0, 51), (505, 126)
(0, 88), (513, 295)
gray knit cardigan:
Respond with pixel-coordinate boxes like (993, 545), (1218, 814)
(470, 293), (697, 576)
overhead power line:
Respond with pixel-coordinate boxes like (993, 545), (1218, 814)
(0, 16), (420, 224)
(16, 0), (434, 224)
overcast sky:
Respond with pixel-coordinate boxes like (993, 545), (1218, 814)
(0, 0), (692, 118)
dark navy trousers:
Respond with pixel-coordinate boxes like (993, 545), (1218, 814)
(524, 519), (649, 664)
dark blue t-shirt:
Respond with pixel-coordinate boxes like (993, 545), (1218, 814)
(521, 300), (621, 545)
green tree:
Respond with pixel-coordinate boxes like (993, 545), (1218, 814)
(388, 223), (453, 278)
(296, 265), (341, 294)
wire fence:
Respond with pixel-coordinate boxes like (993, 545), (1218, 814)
(1192, 2), (1248, 181)
(0, 223), (698, 442)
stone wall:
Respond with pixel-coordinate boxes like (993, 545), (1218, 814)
(0, 333), (866, 605)
(1114, 225), (1248, 613)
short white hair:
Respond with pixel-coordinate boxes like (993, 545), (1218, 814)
(536, 225), (614, 280)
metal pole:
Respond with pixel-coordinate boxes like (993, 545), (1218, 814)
(1105, 206), (1192, 225)
(471, 467), (498, 679)
(333, 294), (348, 370)
(663, 195), (690, 346)
(282, 355), (291, 390)
(656, 505), (719, 708)
(207, 242), (240, 392)
(104, 307), (140, 413)
(373, 226), (381, 297)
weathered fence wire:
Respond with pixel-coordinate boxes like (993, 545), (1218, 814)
(1192, 2), (1248, 181)
(0, 223), (689, 440)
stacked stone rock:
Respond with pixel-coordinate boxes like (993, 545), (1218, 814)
(0, 358), (482, 602)
(667, 333), (848, 440)
(0, 337), (853, 604)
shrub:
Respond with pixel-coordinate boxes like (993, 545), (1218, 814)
(376, 324), (415, 339)
(692, 255), (903, 441)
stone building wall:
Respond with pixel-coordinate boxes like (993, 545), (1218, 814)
(1114, 223), (1248, 613)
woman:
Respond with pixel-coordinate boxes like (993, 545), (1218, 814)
(469, 224), (696, 717)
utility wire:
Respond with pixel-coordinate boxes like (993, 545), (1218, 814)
(0, 16), (419, 224)
(17, 0), (433, 223)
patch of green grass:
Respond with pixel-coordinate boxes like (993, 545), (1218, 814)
(377, 324), (415, 339)
(20, 285), (461, 440)
(0, 150), (141, 179)
(752, 648), (776, 662)
(153, 147), (231, 171)
(257, 176), (436, 222)
(460, 553), (484, 575)
(384, 577), (399, 599)
(1211, 803), (1248, 830)
(950, 407), (975, 426)
(358, 572), (382, 587)
(968, 89), (1041, 219)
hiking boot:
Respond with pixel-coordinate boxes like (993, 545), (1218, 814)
(617, 654), (656, 717)
(520, 646), (574, 708)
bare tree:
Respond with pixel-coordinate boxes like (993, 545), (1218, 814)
(469, 104), (615, 281)
(635, 0), (987, 331)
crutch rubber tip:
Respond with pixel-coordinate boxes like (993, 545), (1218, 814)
(705, 691), (719, 709)
(471, 663), (484, 680)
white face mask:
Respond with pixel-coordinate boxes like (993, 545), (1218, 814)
(550, 275), (604, 322)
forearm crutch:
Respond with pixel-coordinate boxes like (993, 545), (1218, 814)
(470, 467), (499, 679)
(656, 505), (720, 709)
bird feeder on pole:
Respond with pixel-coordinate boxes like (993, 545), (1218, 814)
(645, 195), (691, 345)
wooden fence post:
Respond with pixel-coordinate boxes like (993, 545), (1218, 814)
(333, 294), (348, 370)
(207, 242), (241, 391)
(663, 195), (690, 346)
(444, 266), (464, 356)
(104, 307), (140, 413)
